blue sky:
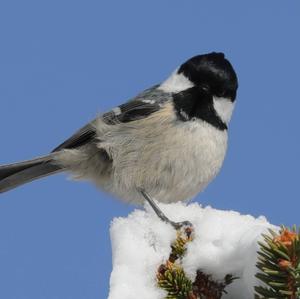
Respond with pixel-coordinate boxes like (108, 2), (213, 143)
(0, 1), (299, 298)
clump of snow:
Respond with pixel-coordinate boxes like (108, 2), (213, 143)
(108, 202), (277, 299)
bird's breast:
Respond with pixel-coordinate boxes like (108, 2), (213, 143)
(107, 113), (228, 204)
(148, 120), (228, 203)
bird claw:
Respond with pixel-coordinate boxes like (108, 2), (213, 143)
(171, 220), (193, 230)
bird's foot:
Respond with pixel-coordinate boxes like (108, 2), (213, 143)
(169, 220), (193, 230)
(138, 188), (193, 231)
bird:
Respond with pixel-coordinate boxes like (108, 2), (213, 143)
(0, 52), (238, 228)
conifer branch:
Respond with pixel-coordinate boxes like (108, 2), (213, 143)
(255, 226), (300, 298)
(157, 226), (237, 299)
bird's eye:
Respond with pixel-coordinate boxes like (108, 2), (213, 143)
(200, 84), (210, 92)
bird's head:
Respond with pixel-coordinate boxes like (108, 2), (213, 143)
(159, 52), (238, 129)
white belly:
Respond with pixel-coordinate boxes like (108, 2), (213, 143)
(101, 115), (228, 204)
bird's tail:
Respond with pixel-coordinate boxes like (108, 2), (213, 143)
(0, 154), (63, 194)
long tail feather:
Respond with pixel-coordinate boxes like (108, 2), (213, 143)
(0, 155), (63, 193)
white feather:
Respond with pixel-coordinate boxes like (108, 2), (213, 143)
(213, 97), (235, 124)
(142, 99), (155, 104)
(158, 69), (194, 93)
(112, 107), (121, 116)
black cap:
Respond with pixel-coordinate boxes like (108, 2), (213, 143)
(178, 52), (238, 101)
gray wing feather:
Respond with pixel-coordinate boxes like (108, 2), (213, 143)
(52, 85), (171, 151)
(103, 85), (171, 124)
(52, 124), (96, 152)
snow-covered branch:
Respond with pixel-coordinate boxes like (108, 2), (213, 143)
(108, 202), (277, 299)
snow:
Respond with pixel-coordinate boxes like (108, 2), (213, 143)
(108, 202), (277, 299)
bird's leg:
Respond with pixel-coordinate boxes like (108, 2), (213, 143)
(138, 188), (192, 230)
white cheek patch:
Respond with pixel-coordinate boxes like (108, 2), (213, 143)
(213, 97), (235, 124)
(158, 69), (194, 93)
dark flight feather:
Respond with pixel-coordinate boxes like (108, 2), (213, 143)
(52, 85), (170, 151)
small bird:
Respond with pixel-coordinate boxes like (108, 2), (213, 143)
(0, 52), (238, 227)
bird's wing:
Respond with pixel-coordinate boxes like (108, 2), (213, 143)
(52, 85), (171, 152)
(52, 124), (96, 152)
(102, 85), (170, 124)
